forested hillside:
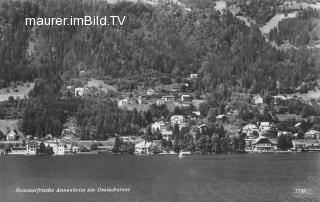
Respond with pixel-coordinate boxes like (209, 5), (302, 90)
(0, 0), (320, 139)
(1, 0), (319, 92)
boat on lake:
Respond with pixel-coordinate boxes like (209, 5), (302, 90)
(178, 150), (191, 158)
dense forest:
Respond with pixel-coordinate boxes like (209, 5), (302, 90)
(1, 0), (319, 92)
(0, 0), (320, 139)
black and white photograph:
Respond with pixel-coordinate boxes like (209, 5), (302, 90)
(0, 0), (320, 201)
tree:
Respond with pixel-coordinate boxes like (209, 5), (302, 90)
(0, 130), (5, 140)
(112, 136), (122, 153)
(154, 128), (162, 140)
(90, 143), (98, 151)
(37, 142), (53, 155)
(144, 126), (153, 141)
(301, 105), (315, 118)
(277, 135), (292, 151)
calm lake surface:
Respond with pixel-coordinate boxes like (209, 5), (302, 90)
(1, 153), (320, 202)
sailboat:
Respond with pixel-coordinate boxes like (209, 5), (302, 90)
(178, 150), (191, 158)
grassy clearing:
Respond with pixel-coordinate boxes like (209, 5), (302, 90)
(260, 12), (298, 35)
(0, 82), (34, 102)
(0, 119), (19, 134)
(276, 113), (301, 122)
(286, 88), (320, 102)
(86, 78), (117, 92)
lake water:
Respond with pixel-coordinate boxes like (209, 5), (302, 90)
(1, 153), (320, 202)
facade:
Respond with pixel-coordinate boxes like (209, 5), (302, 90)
(74, 88), (84, 96)
(252, 137), (276, 152)
(242, 124), (259, 137)
(304, 130), (320, 140)
(134, 141), (152, 154)
(181, 94), (192, 102)
(292, 139), (320, 151)
(44, 141), (65, 155)
(26, 142), (39, 155)
(10, 147), (27, 155)
(253, 95), (263, 105)
(118, 99), (128, 107)
(259, 122), (271, 132)
(119, 136), (144, 145)
(6, 130), (17, 141)
(190, 74), (198, 79)
(138, 96), (148, 105)
(97, 145), (113, 153)
(162, 95), (175, 102)
(170, 115), (185, 125)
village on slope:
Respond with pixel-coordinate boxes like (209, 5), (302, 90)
(1, 71), (320, 156)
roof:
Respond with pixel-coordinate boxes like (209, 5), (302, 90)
(192, 111), (201, 116)
(152, 121), (165, 126)
(253, 137), (272, 145)
(253, 95), (262, 99)
(305, 130), (320, 135)
(171, 115), (184, 119)
(243, 124), (258, 130)
(294, 123), (301, 127)
(216, 114), (226, 119)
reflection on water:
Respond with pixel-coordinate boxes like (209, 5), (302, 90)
(0, 153), (320, 202)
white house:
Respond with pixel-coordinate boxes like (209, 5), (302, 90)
(292, 139), (319, 151)
(181, 94), (192, 102)
(273, 95), (287, 105)
(190, 74), (198, 79)
(147, 89), (155, 96)
(10, 147), (27, 155)
(251, 137), (276, 152)
(138, 96), (148, 105)
(162, 95), (175, 102)
(151, 121), (167, 133)
(74, 88), (84, 96)
(44, 141), (65, 155)
(242, 124), (259, 137)
(118, 99), (128, 107)
(259, 122), (270, 132)
(305, 130), (320, 140)
(252, 95), (263, 105)
(170, 115), (185, 126)
(6, 130), (17, 141)
(135, 141), (153, 154)
(119, 136), (144, 145)
(26, 142), (39, 155)
(192, 111), (201, 116)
